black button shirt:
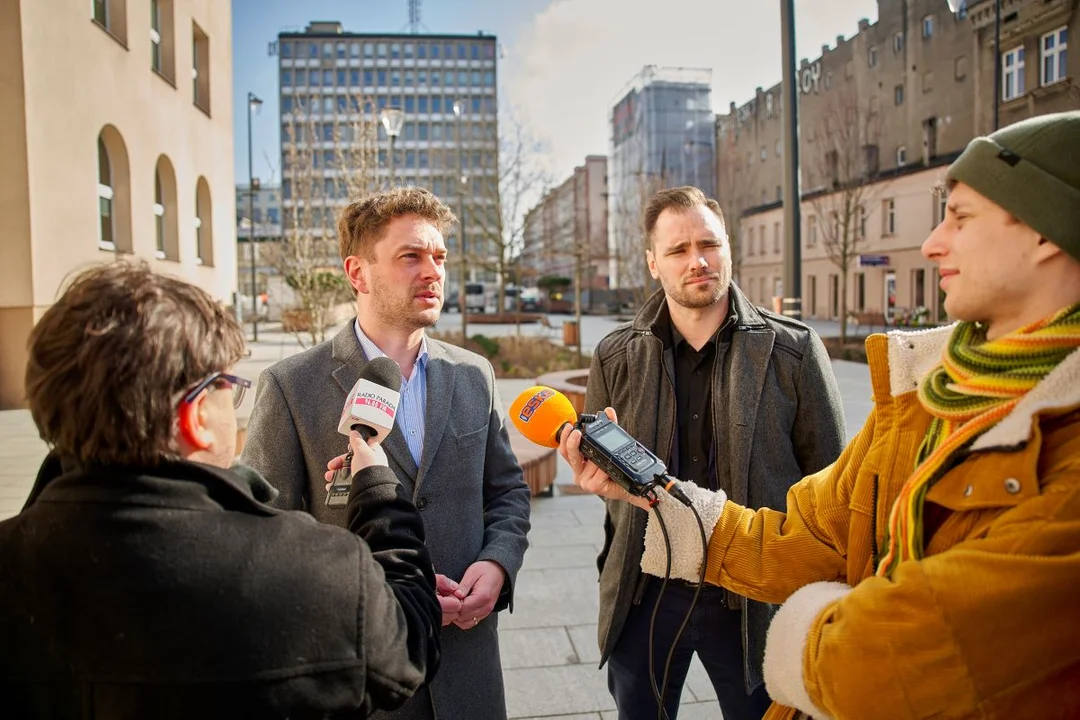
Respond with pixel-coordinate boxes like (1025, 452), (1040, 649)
(671, 326), (719, 490)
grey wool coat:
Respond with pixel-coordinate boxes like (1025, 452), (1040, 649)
(242, 324), (532, 720)
(586, 286), (846, 693)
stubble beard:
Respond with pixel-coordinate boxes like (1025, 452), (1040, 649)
(664, 267), (732, 310)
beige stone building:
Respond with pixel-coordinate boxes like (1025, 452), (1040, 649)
(717, 0), (1077, 323)
(0, 0), (236, 408)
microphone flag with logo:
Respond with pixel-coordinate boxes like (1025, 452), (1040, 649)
(508, 385), (578, 448)
(338, 356), (402, 442)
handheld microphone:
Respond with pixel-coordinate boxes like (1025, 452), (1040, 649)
(508, 386), (691, 506)
(327, 357), (402, 508)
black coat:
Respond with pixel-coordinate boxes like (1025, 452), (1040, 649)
(0, 455), (441, 719)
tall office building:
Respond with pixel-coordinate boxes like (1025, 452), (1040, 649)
(275, 23), (500, 286)
(607, 66), (715, 291)
(0, 0), (235, 408)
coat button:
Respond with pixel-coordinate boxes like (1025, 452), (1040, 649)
(416, 497), (429, 510)
(964, 485), (974, 497)
(1004, 478), (1021, 494)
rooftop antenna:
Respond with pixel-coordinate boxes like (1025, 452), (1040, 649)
(406, 0), (428, 34)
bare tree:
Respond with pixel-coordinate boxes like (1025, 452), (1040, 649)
(470, 108), (552, 320)
(808, 90), (887, 343)
(278, 93), (380, 347)
(610, 163), (668, 308)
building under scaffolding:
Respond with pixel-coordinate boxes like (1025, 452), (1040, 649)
(607, 66), (715, 291)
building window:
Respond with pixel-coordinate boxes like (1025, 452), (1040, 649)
(897, 145), (907, 167)
(759, 224), (766, 255)
(149, 0), (174, 81)
(154, 171), (166, 257)
(807, 214), (817, 247)
(954, 0), (968, 19)
(98, 137), (115, 249)
(882, 198), (896, 235)
(1002, 46), (1025, 101)
(922, 70), (934, 93)
(855, 273), (865, 312)
(150, 0), (161, 71)
(893, 31), (904, 53)
(868, 45), (878, 67)
(824, 71), (833, 90)
(955, 55), (968, 81)
(773, 222), (780, 254)
(93, 0), (127, 43)
(922, 14), (934, 38)
(192, 22), (211, 114)
(912, 268), (926, 308)
(760, 146), (767, 161)
(747, 226), (755, 256)
(196, 177), (213, 265)
(154, 156), (178, 260)
(1041, 27), (1068, 86)
(856, 205), (867, 238)
(894, 84), (905, 105)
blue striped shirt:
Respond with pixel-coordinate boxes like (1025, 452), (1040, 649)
(354, 320), (428, 468)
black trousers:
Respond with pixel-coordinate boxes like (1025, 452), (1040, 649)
(606, 579), (771, 720)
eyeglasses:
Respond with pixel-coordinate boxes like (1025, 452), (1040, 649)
(181, 372), (252, 409)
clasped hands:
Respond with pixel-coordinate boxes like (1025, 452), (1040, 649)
(325, 446), (505, 630)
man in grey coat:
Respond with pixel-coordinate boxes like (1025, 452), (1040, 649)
(573, 187), (845, 719)
(243, 187), (532, 720)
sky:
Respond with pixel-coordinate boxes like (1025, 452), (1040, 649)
(232, 0), (880, 187)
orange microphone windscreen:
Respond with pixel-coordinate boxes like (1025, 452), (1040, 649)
(508, 385), (578, 448)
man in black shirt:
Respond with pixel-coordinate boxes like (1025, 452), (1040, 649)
(561, 187), (846, 719)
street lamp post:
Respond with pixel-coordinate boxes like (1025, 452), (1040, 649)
(380, 107), (405, 187)
(246, 91), (263, 341)
(947, 0), (999, 131)
(453, 100), (468, 343)
(779, 0), (802, 319)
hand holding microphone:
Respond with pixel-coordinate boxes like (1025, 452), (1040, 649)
(326, 357), (402, 508)
(508, 386), (692, 509)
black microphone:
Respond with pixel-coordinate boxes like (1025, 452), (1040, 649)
(327, 357), (402, 508)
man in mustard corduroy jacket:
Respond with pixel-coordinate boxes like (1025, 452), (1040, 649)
(561, 111), (1080, 719)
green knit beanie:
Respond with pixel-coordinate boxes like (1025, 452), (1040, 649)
(947, 111), (1080, 262)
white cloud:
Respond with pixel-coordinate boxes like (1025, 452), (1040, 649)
(503, 0), (878, 182)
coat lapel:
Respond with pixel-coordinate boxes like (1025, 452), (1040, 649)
(330, 324), (418, 483)
(415, 340), (456, 492)
(723, 292), (774, 505)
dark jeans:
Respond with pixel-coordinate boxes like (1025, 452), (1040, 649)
(607, 579), (771, 720)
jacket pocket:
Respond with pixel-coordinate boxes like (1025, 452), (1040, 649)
(456, 424), (487, 450)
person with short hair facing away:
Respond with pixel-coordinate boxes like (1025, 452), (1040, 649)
(0, 261), (441, 719)
(562, 111), (1080, 719)
(243, 186), (531, 720)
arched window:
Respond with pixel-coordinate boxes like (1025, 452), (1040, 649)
(195, 176), (213, 266)
(97, 126), (132, 253)
(154, 155), (179, 260)
(98, 137), (114, 248)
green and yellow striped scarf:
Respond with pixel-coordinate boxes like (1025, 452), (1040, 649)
(877, 303), (1080, 578)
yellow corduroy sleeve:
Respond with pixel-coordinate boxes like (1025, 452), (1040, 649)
(801, 467), (1080, 719)
(703, 408), (880, 604)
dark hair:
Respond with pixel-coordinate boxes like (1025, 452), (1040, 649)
(643, 186), (727, 248)
(338, 186), (457, 261)
(25, 261), (245, 467)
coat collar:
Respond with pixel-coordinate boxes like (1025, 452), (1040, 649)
(26, 454), (282, 517)
(631, 283), (766, 336)
(876, 324), (1080, 451)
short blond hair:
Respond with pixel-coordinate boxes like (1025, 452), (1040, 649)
(338, 186), (457, 261)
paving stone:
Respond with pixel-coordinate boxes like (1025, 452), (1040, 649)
(500, 627), (579, 669)
(566, 624), (602, 666)
(521, 544), (601, 571)
(504, 664), (615, 718)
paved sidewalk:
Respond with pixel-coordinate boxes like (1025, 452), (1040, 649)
(0, 324), (872, 719)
